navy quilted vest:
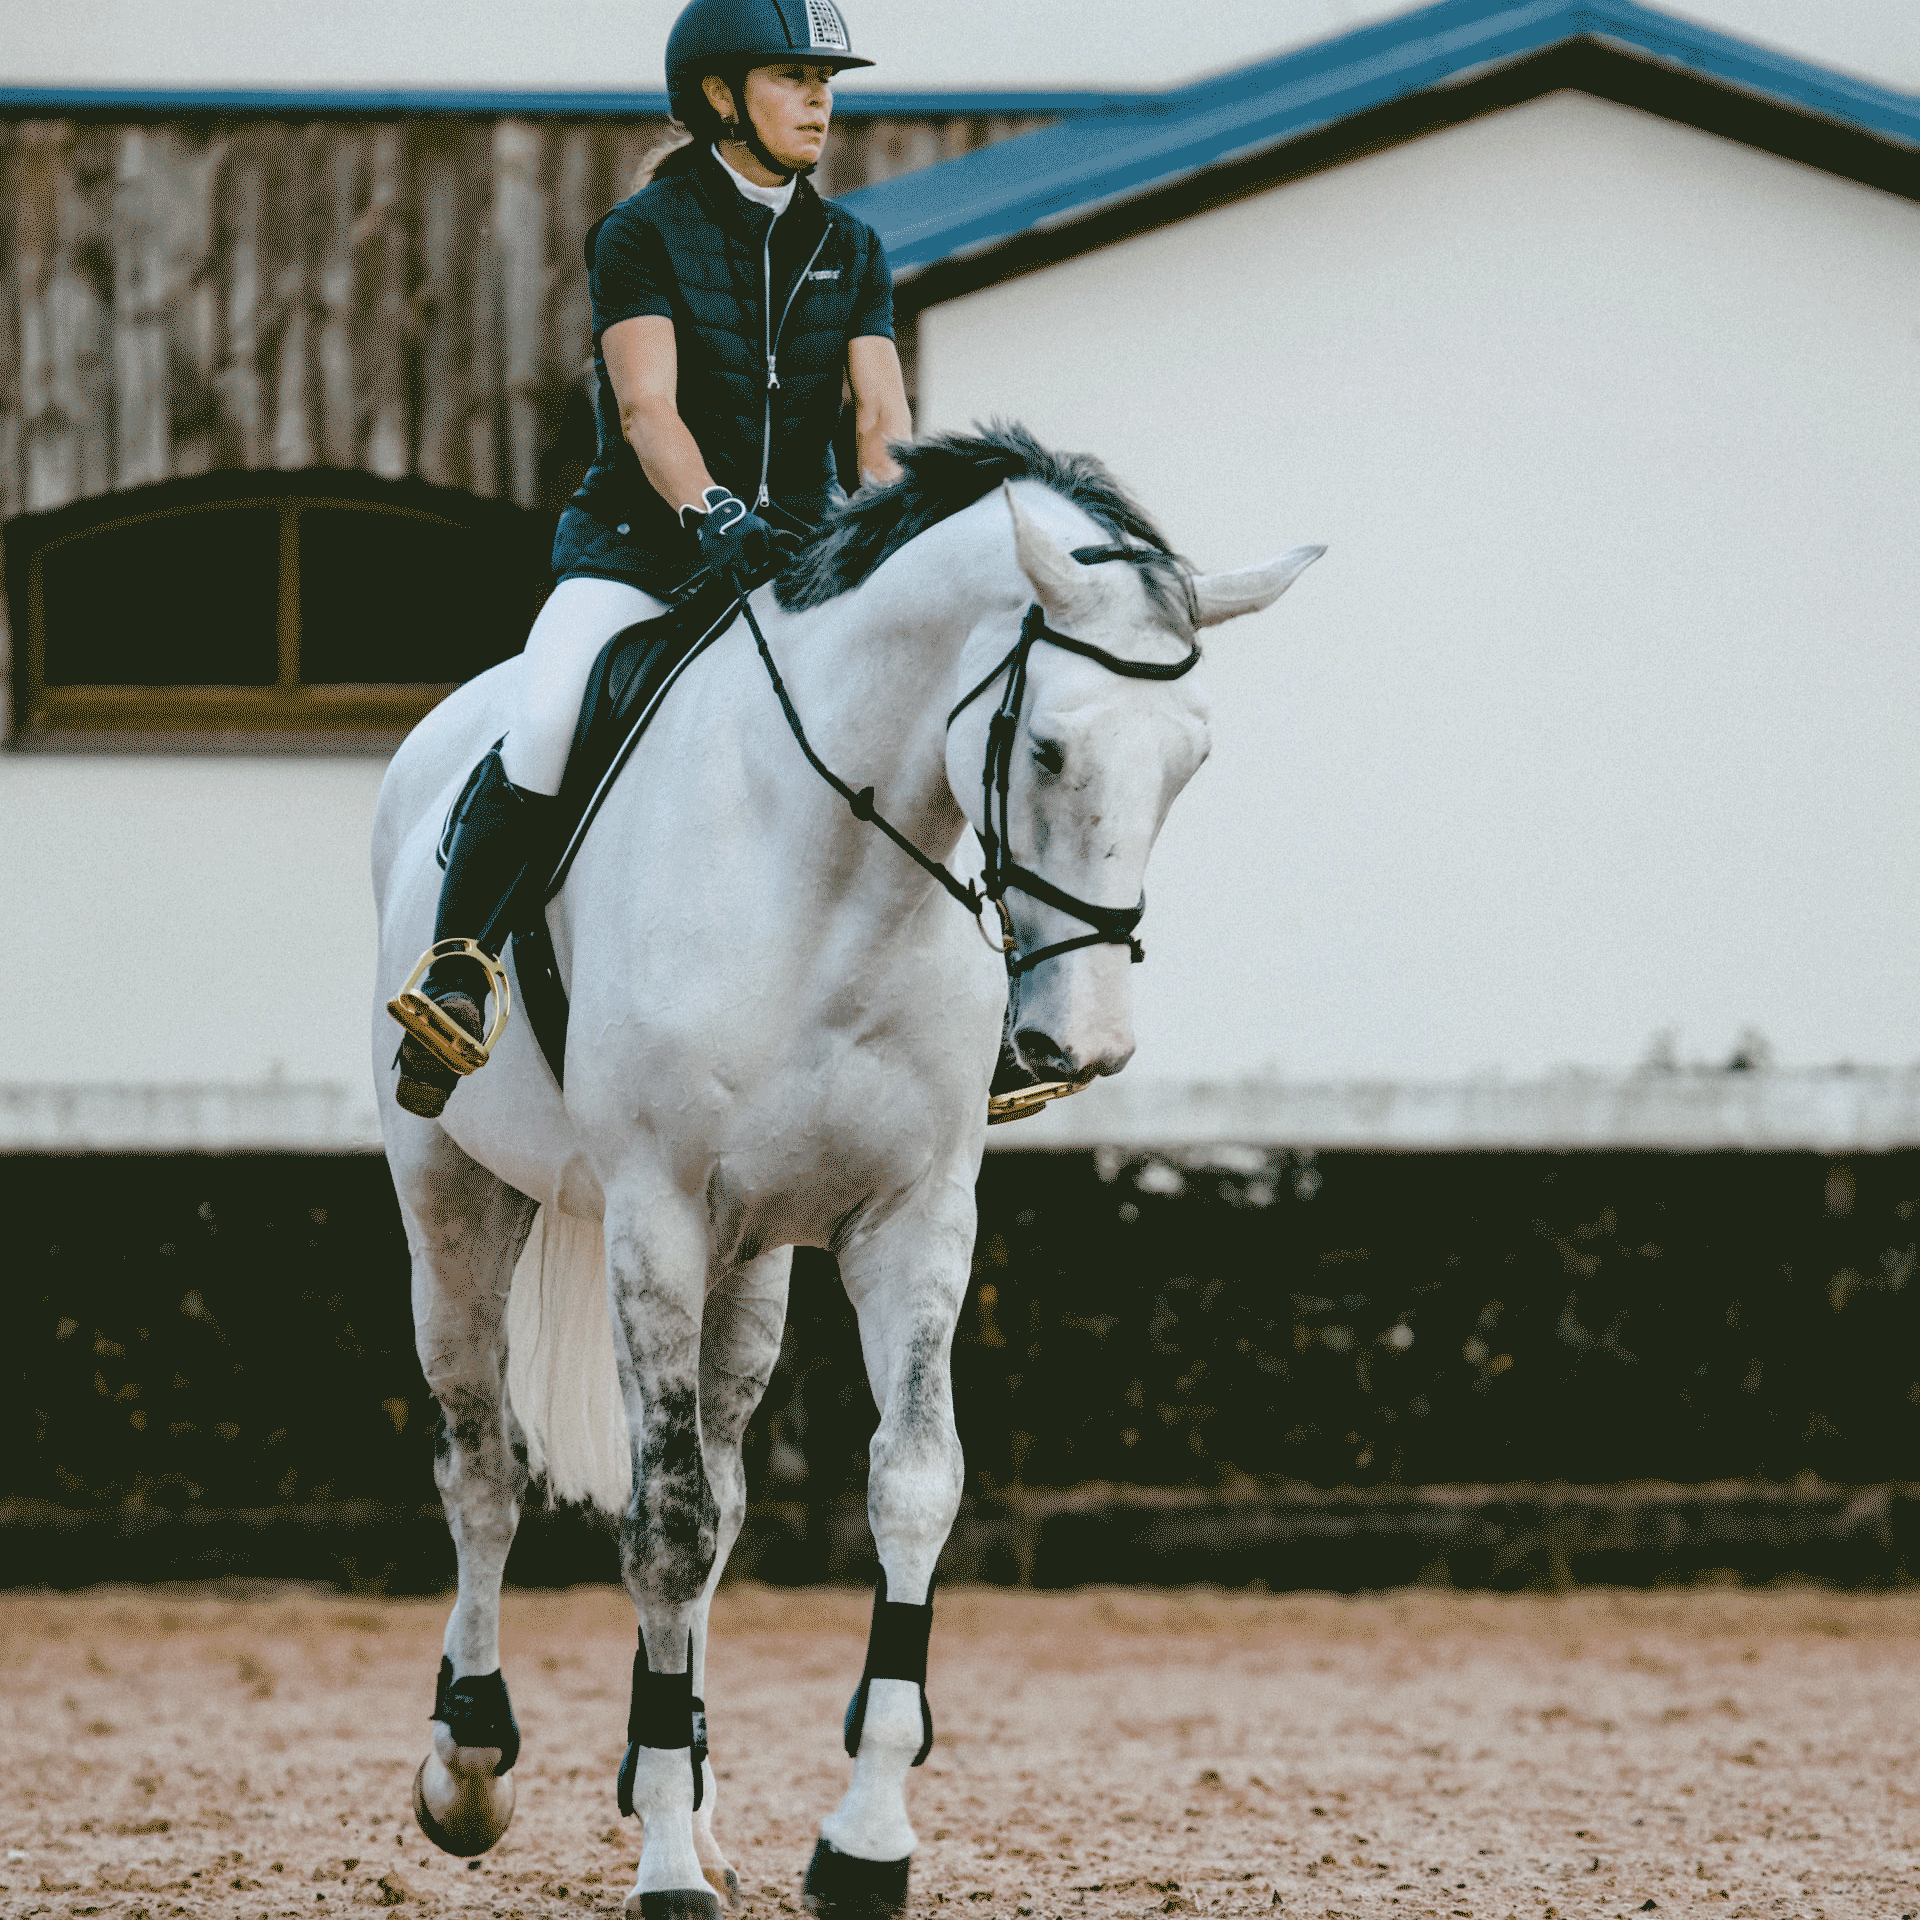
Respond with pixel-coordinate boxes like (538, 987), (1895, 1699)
(563, 146), (893, 598)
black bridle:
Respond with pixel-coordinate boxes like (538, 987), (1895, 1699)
(740, 587), (1201, 978)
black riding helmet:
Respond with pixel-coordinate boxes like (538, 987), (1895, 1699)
(665, 0), (873, 179)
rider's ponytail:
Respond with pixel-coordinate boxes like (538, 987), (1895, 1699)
(632, 125), (699, 191)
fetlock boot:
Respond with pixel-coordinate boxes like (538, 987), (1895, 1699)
(389, 750), (560, 1118)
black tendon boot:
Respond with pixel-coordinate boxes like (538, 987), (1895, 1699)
(390, 750), (558, 1118)
(804, 1576), (933, 1918)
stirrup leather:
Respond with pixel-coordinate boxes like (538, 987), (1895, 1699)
(986, 1079), (1082, 1126)
(387, 939), (513, 1076)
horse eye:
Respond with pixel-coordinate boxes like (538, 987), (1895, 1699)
(1031, 738), (1065, 776)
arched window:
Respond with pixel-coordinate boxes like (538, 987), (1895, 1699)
(7, 472), (552, 742)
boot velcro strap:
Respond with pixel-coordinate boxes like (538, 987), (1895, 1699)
(431, 1657), (520, 1776)
(867, 1600), (933, 1684)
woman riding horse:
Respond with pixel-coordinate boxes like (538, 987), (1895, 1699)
(391, 0), (911, 1116)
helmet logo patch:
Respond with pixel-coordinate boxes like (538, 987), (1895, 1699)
(804, 0), (850, 52)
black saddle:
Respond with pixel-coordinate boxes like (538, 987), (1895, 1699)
(510, 574), (744, 1087)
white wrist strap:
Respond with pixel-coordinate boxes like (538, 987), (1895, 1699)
(681, 484), (742, 522)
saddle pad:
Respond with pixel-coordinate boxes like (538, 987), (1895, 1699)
(509, 575), (744, 1089)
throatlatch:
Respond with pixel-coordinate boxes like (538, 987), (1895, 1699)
(841, 1573), (934, 1767)
(431, 1656), (520, 1776)
(617, 1631), (707, 1814)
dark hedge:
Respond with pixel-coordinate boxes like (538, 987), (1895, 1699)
(6, 1148), (1920, 1520)
(959, 1147), (1920, 1490)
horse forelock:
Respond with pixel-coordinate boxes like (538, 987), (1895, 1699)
(775, 421), (1199, 641)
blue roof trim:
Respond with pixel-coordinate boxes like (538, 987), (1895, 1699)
(0, 84), (1147, 119)
(1578, 1), (1920, 138)
(841, 0), (1920, 279)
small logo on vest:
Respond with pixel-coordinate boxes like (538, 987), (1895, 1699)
(807, 268), (841, 281)
(805, 0), (851, 53)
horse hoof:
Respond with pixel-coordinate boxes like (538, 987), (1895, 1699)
(623, 1890), (723, 1920)
(801, 1837), (910, 1919)
(412, 1753), (514, 1857)
(701, 1864), (743, 1908)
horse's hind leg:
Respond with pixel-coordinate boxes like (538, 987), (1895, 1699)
(805, 1203), (970, 1918)
(393, 1123), (538, 1857)
(686, 1246), (793, 1908)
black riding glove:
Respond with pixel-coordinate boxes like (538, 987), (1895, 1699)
(682, 486), (777, 586)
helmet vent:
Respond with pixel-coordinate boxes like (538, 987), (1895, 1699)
(803, 0), (850, 52)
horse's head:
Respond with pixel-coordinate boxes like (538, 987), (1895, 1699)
(946, 482), (1322, 1088)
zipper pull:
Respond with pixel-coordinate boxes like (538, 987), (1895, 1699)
(766, 354), (781, 391)
(756, 483), (771, 508)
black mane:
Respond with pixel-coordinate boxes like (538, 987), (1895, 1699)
(775, 422), (1197, 634)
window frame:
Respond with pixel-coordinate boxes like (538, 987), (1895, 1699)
(6, 471), (551, 746)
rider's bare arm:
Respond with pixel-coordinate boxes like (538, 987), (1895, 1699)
(602, 314), (719, 513)
(848, 335), (912, 488)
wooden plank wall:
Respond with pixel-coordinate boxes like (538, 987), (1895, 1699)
(0, 110), (1047, 527)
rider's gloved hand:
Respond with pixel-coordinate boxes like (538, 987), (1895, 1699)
(682, 486), (777, 586)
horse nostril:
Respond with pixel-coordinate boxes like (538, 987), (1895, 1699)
(1015, 1027), (1075, 1080)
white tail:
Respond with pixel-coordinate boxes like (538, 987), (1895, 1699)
(504, 1207), (632, 1515)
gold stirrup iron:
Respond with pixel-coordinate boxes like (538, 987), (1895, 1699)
(387, 939), (513, 1077)
(986, 1079), (1082, 1127)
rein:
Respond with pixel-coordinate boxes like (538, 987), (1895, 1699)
(737, 585), (1200, 978)
(741, 593), (987, 923)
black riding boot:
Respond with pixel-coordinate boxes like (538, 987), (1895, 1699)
(391, 750), (559, 1118)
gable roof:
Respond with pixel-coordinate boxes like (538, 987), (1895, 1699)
(842, 0), (1920, 314)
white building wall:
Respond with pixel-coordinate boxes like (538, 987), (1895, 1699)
(1, 755), (388, 1146)
(918, 92), (1920, 1093)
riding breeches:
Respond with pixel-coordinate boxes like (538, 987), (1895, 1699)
(498, 576), (668, 797)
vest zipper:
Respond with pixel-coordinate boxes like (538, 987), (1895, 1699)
(756, 223), (831, 510)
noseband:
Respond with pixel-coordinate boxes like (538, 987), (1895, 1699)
(742, 588), (1200, 978)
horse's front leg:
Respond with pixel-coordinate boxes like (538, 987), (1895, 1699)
(394, 1125), (539, 1857)
(805, 1195), (971, 1919)
(606, 1181), (729, 1920)
(685, 1246), (794, 1907)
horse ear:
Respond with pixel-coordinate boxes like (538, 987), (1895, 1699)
(1190, 546), (1327, 628)
(1004, 482), (1101, 620)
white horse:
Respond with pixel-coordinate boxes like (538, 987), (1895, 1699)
(370, 426), (1320, 1920)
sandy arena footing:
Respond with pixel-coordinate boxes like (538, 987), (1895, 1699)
(3, 1583), (1918, 1919)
